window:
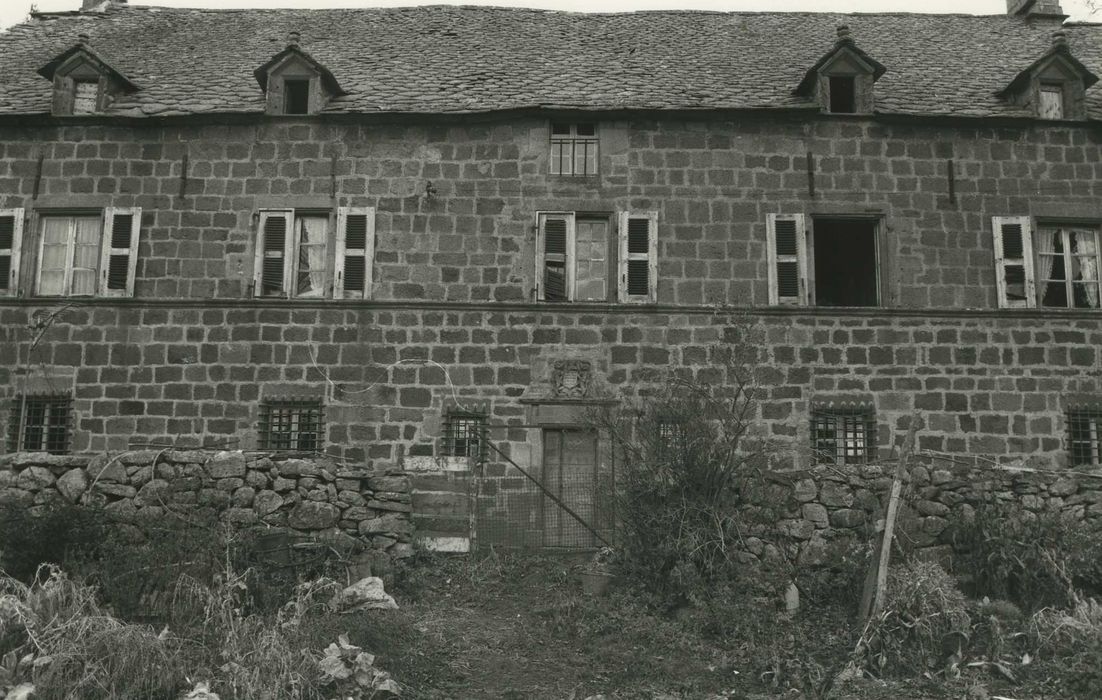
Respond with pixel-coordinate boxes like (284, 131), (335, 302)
(536, 211), (657, 303)
(992, 218), (1101, 309)
(811, 407), (876, 465)
(1069, 407), (1102, 467)
(766, 214), (878, 306)
(72, 80), (99, 114)
(0, 209), (25, 296)
(442, 412), (485, 459)
(828, 76), (856, 113)
(283, 79), (311, 115)
(258, 400), (324, 451)
(254, 207), (375, 299)
(550, 123), (598, 176)
(1039, 83), (1065, 120)
(35, 208), (141, 297)
(7, 395), (71, 454)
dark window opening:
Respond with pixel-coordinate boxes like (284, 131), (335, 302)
(1069, 408), (1102, 467)
(813, 218), (878, 306)
(7, 395), (71, 454)
(284, 79), (311, 115)
(259, 400), (324, 451)
(829, 76), (857, 113)
(812, 407), (876, 465)
(442, 413), (485, 459)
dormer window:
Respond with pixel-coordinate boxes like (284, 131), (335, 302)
(73, 80), (99, 114)
(255, 32), (347, 117)
(997, 31), (1098, 122)
(794, 25), (886, 116)
(36, 34), (138, 117)
(1039, 83), (1065, 120)
(828, 76), (856, 114)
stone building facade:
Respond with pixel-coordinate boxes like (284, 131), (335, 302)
(0, 1), (1101, 550)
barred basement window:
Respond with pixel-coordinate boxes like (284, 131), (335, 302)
(811, 407), (876, 465)
(7, 395), (72, 454)
(258, 400), (324, 451)
(1068, 407), (1102, 467)
(442, 412), (485, 459)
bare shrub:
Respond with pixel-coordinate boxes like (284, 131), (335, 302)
(590, 331), (773, 599)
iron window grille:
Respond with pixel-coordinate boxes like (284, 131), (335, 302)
(7, 395), (72, 454)
(811, 407), (877, 465)
(550, 122), (598, 176)
(442, 412), (485, 460)
(1068, 407), (1102, 467)
(258, 400), (324, 452)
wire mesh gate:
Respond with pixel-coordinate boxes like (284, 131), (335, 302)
(464, 423), (615, 553)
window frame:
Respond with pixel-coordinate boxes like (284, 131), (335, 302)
(536, 211), (577, 302)
(258, 399), (325, 452)
(1039, 82), (1066, 120)
(767, 214), (882, 307)
(1034, 223), (1102, 310)
(1068, 406), (1102, 467)
(549, 122), (600, 177)
(255, 207), (375, 300)
(33, 208), (141, 298)
(810, 406), (877, 466)
(441, 411), (487, 460)
(7, 394), (72, 455)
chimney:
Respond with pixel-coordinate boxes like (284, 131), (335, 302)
(1006, 0), (1066, 19)
(287, 31), (301, 46)
(81, 0), (127, 10)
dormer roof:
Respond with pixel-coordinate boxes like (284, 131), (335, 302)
(996, 30), (1099, 98)
(253, 39), (347, 97)
(36, 38), (138, 92)
(794, 26), (887, 97)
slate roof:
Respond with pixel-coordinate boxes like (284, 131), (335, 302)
(0, 4), (1099, 119)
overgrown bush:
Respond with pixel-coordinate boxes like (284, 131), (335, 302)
(953, 503), (1102, 609)
(861, 559), (971, 675)
(0, 503), (109, 582)
(591, 335), (772, 600)
(1028, 593), (1102, 698)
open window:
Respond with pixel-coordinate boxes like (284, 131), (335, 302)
(0, 209), (25, 297)
(255, 207), (375, 299)
(766, 214), (879, 307)
(794, 25), (885, 115)
(254, 34), (347, 116)
(537, 211), (655, 303)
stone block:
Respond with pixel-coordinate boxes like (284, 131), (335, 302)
(254, 490), (283, 516)
(278, 459), (319, 477)
(232, 486), (256, 507)
(56, 469), (89, 503)
(819, 482), (854, 508)
(793, 478), (817, 502)
(208, 451), (246, 478)
(16, 466), (55, 491)
(801, 503), (828, 527)
(288, 501), (340, 530)
(830, 509), (866, 528)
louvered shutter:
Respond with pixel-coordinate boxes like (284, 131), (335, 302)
(992, 216), (1036, 308)
(99, 207), (141, 297)
(537, 213), (575, 301)
(618, 211), (658, 303)
(767, 214), (809, 305)
(335, 207), (375, 299)
(254, 210), (293, 297)
(0, 209), (24, 296)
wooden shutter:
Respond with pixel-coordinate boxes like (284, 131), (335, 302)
(52, 74), (75, 116)
(254, 210), (293, 297)
(767, 214), (808, 305)
(335, 207), (375, 299)
(99, 207), (141, 297)
(992, 216), (1036, 308)
(618, 211), (658, 303)
(0, 209), (24, 296)
(536, 212), (575, 301)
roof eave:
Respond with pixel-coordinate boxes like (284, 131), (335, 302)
(254, 45), (349, 97)
(36, 44), (139, 92)
(793, 40), (887, 97)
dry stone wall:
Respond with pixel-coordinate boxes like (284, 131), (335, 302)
(0, 450), (413, 556)
(741, 455), (1102, 568)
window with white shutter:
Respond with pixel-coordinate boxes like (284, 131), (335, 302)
(767, 214), (809, 305)
(335, 207), (375, 299)
(100, 207), (141, 297)
(618, 211), (658, 303)
(0, 209), (24, 297)
(537, 212), (575, 302)
(991, 216), (1036, 309)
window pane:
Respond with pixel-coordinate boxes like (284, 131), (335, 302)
(295, 215), (328, 298)
(71, 217), (102, 295)
(574, 218), (607, 301)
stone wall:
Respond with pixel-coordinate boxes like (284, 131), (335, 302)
(0, 450), (413, 556)
(742, 455), (1102, 568)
